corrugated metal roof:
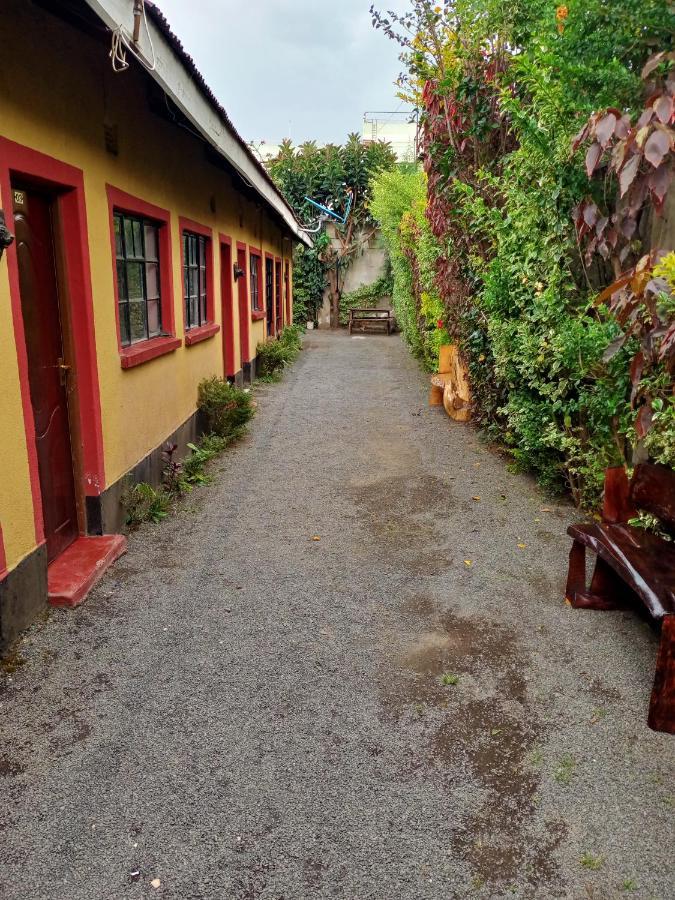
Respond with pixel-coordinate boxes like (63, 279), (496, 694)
(82, 0), (310, 245)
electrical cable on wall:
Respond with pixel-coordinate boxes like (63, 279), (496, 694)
(109, 0), (156, 73)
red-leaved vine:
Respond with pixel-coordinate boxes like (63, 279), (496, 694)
(574, 51), (675, 439)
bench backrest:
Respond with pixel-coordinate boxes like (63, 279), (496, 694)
(630, 463), (675, 533)
(350, 308), (391, 318)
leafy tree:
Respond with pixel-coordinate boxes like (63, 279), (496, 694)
(267, 135), (397, 326)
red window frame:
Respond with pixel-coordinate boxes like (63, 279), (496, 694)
(106, 185), (180, 369)
(179, 216), (219, 346)
(249, 249), (264, 320)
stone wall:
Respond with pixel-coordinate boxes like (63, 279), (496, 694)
(317, 228), (390, 328)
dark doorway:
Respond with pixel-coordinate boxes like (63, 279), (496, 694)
(13, 185), (78, 562)
(275, 260), (282, 334)
(265, 256), (274, 337)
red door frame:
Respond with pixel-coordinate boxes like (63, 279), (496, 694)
(274, 257), (282, 333)
(219, 234), (235, 377)
(236, 241), (250, 365)
(284, 261), (291, 326)
(0, 137), (105, 547)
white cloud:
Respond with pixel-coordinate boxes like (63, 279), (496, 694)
(153, 0), (411, 144)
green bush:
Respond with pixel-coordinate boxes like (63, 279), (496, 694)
(369, 0), (675, 508)
(370, 165), (448, 371)
(256, 326), (303, 379)
(256, 340), (290, 377)
(122, 482), (171, 527)
(197, 376), (254, 439)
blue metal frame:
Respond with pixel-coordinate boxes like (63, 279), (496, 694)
(303, 190), (353, 226)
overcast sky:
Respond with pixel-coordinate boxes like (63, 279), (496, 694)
(154, 0), (410, 146)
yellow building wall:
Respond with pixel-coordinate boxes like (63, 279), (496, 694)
(0, 194), (37, 570)
(0, 1), (295, 573)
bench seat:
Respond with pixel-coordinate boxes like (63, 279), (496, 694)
(348, 308), (394, 335)
(565, 463), (675, 734)
(567, 522), (675, 619)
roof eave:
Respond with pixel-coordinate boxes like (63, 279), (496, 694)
(81, 0), (311, 247)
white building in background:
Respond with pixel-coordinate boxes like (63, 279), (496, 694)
(249, 112), (418, 165)
(362, 111), (418, 162)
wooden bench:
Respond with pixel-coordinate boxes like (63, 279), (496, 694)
(429, 344), (471, 422)
(348, 308), (394, 335)
(565, 463), (675, 733)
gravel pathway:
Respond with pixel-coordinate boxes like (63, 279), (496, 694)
(1, 331), (673, 900)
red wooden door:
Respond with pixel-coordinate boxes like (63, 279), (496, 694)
(236, 246), (250, 365)
(13, 186), (78, 562)
(220, 242), (235, 377)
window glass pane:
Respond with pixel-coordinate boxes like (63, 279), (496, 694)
(189, 295), (199, 329)
(200, 292), (207, 325)
(147, 299), (161, 337)
(126, 262), (144, 301)
(116, 259), (127, 301)
(124, 218), (135, 257)
(145, 262), (159, 299)
(189, 269), (198, 302)
(128, 299), (147, 343)
(119, 301), (130, 346)
(132, 219), (143, 257)
(144, 224), (158, 261)
(199, 238), (206, 266)
(114, 215), (123, 257)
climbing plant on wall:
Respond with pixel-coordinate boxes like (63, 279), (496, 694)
(371, 0), (675, 508)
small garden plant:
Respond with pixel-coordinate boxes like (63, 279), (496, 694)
(197, 376), (255, 438)
(256, 325), (303, 380)
(122, 377), (257, 527)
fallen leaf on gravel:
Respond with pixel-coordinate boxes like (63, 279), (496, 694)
(464, 559), (473, 567)
(151, 879), (161, 889)
(311, 535), (321, 542)
(517, 543), (527, 549)
(564, 597), (573, 606)
(541, 507), (552, 512)
(472, 496), (481, 501)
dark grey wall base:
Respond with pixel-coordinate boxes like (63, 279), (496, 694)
(0, 543), (47, 654)
(243, 354), (257, 384)
(86, 409), (206, 536)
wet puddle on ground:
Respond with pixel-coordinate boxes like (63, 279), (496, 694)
(379, 596), (568, 894)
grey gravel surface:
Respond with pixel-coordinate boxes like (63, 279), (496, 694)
(1, 330), (674, 900)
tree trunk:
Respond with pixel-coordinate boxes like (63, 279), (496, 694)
(328, 263), (340, 329)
